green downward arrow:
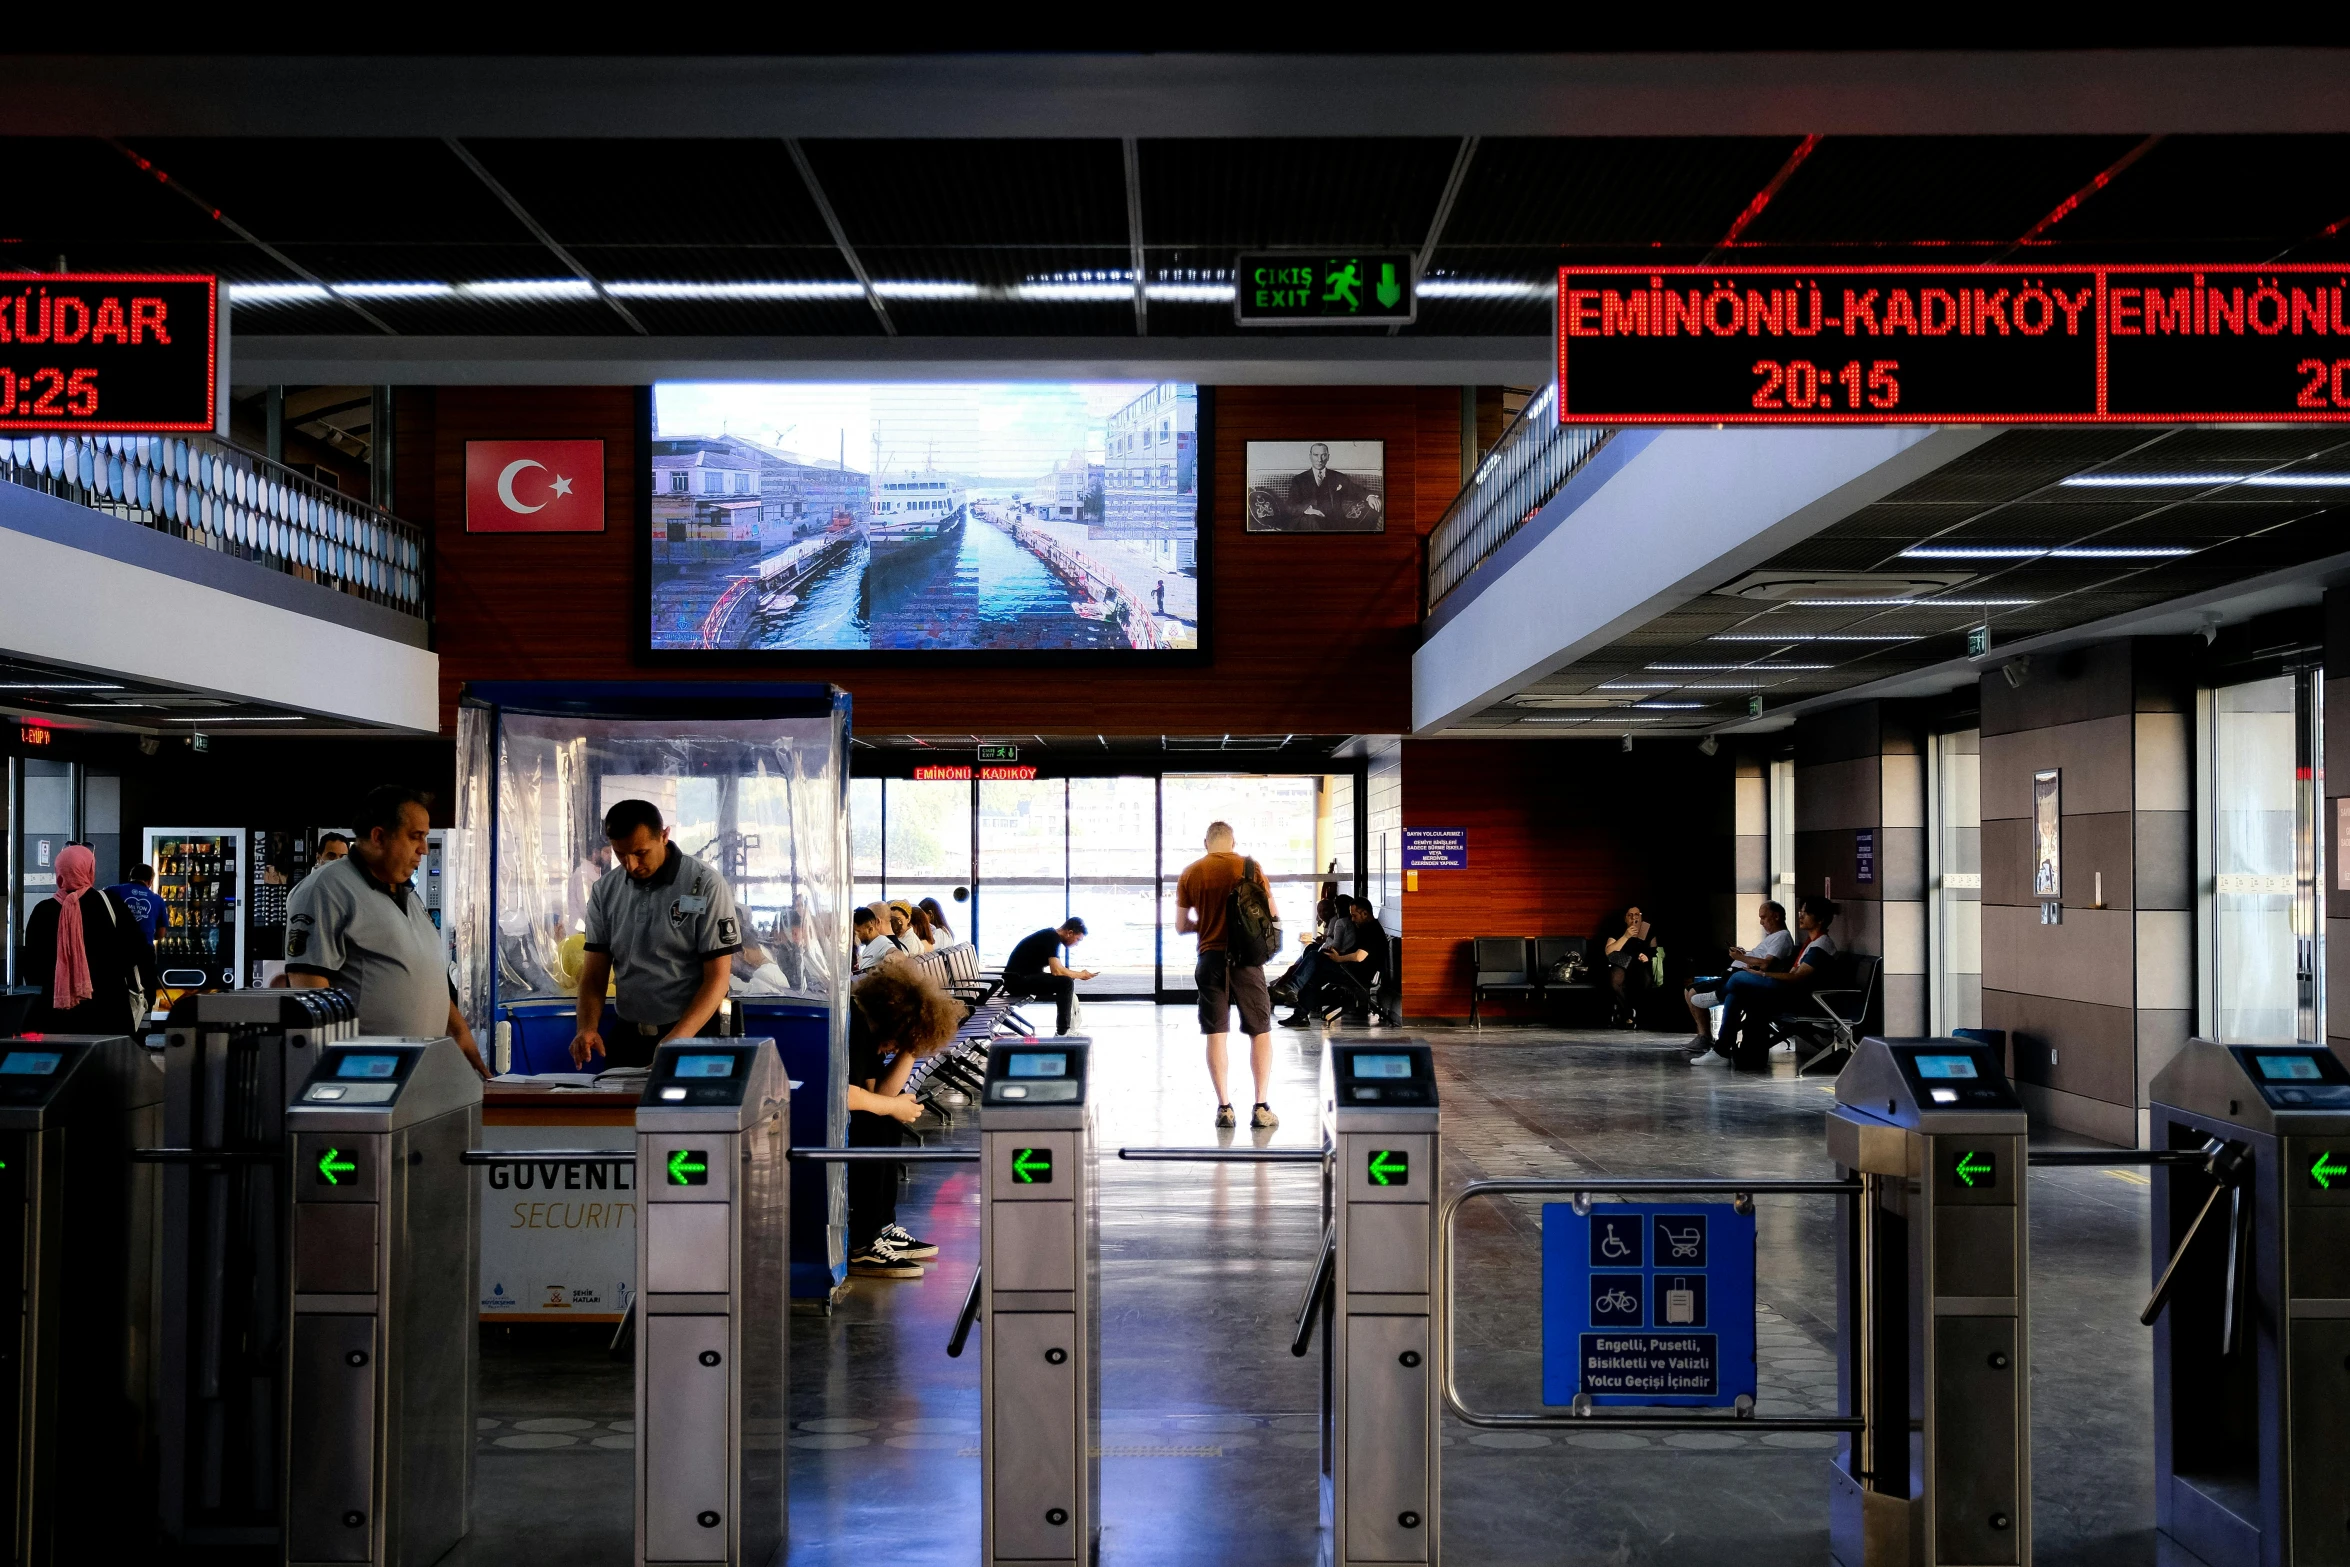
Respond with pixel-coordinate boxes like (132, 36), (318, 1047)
(668, 1148), (709, 1186)
(1375, 263), (1402, 310)
(318, 1147), (357, 1185)
(1954, 1151), (1992, 1189)
(2312, 1152), (2348, 1190)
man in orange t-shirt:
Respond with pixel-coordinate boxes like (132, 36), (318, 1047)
(1174, 821), (1280, 1129)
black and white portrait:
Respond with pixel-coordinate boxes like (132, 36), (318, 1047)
(1245, 440), (1386, 533)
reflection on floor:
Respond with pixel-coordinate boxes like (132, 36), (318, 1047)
(451, 1003), (2159, 1567)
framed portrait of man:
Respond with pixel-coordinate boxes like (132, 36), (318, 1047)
(1245, 439), (1386, 533)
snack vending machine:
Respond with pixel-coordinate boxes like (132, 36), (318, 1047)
(142, 828), (242, 998)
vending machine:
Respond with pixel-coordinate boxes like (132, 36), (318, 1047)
(245, 827), (316, 987)
(141, 827), (243, 999)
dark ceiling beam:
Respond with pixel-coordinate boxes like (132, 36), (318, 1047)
(16, 53), (2350, 137)
(1994, 133), (2165, 261)
(442, 137), (648, 336)
(230, 333), (1555, 387)
(1122, 137), (1148, 338)
(1396, 136), (1477, 337)
(785, 138), (894, 338)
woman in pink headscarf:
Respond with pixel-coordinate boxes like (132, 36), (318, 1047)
(24, 844), (158, 1034)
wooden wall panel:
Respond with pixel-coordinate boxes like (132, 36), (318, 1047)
(1399, 739), (1733, 1019)
(402, 384), (1457, 736)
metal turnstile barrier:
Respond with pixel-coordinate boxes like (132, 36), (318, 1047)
(283, 1035), (482, 1567)
(2142, 1038), (2350, 1567)
(0, 1034), (163, 1564)
(153, 989), (359, 1546)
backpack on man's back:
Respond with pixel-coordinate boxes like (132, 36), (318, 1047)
(1225, 857), (1282, 967)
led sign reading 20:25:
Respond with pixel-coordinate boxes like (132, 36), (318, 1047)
(0, 275), (218, 432)
(1556, 265), (2350, 425)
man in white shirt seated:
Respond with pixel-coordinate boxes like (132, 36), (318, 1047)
(1684, 900), (1795, 1059)
(853, 906), (901, 972)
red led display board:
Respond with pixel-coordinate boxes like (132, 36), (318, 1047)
(911, 765), (1040, 781)
(1556, 265), (2350, 425)
(0, 275), (217, 432)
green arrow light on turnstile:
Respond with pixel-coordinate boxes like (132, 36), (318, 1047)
(1954, 1151), (1993, 1189)
(1368, 1149), (1409, 1187)
(1012, 1148), (1053, 1185)
(317, 1147), (357, 1186)
(668, 1149), (709, 1187)
(2311, 1151), (2348, 1190)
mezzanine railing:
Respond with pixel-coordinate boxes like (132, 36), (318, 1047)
(1425, 386), (1609, 615)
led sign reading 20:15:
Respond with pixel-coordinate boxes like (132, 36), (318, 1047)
(1556, 265), (2350, 425)
(0, 275), (217, 432)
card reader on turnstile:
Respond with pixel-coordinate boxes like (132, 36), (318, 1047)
(635, 1039), (788, 1567)
(2146, 1040), (2350, 1567)
(1829, 1037), (2030, 1567)
(283, 1036), (482, 1567)
(1320, 1042), (1440, 1567)
(0, 1034), (161, 1565)
(979, 1040), (1098, 1567)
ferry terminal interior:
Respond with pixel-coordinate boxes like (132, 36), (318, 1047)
(6, 40), (2350, 1567)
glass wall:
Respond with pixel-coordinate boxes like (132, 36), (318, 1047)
(1929, 730), (1983, 1035)
(850, 770), (1346, 997)
(2210, 675), (2304, 1043)
(1768, 758), (1796, 912)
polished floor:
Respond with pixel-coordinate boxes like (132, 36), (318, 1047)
(452, 1004), (2161, 1567)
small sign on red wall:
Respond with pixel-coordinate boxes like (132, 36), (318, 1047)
(465, 440), (606, 533)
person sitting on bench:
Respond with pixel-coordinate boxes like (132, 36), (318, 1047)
(1712, 896), (1839, 1071)
(1003, 917), (1095, 1035)
(1290, 897), (1389, 1024)
(1684, 899), (1795, 1060)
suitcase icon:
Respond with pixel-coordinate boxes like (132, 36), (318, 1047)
(1664, 1278), (1695, 1325)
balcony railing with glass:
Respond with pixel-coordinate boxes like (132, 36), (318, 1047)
(1425, 386), (1610, 615)
(1, 430), (428, 623)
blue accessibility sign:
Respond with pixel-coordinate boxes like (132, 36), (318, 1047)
(1542, 1202), (1757, 1407)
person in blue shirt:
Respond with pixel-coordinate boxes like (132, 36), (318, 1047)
(104, 863), (164, 943)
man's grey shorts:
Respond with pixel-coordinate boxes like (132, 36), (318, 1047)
(1195, 952), (1274, 1035)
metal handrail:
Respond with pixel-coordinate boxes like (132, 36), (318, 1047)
(1118, 1145), (1328, 1163)
(462, 1149), (635, 1165)
(789, 1147), (980, 1163)
(1425, 387), (1610, 613)
(1440, 1174), (1865, 1433)
(1, 429), (428, 619)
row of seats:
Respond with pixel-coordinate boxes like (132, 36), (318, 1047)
(896, 942), (1036, 1116)
(1467, 936), (1600, 1027)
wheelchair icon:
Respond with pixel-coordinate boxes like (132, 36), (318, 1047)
(1598, 1223), (1634, 1261)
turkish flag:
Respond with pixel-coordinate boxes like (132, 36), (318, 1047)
(464, 440), (606, 533)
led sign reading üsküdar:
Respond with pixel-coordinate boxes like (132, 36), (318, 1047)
(1, 275), (217, 432)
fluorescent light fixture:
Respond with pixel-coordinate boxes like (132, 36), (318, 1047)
(1596, 683), (1677, 690)
(0, 682), (124, 691)
(1647, 663), (1833, 671)
(332, 281), (452, 299)
(1634, 701), (1709, 709)
(2063, 473), (2350, 488)
(458, 279), (597, 301)
(1902, 545), (2195, 559)
(1013, 282), (1134, 301)
(1146, 282), (1236, 302)
(1707, 633), (1918, 642)
(1521, 714), (1662, 724)
(872, 280), (984, 300)
(606, 280), (865, 300)
(159, 716), (303, 724)
(227, 282), (330, 305)
(1419, 278), (1553, 299)
(1785, 597), (2032, 608)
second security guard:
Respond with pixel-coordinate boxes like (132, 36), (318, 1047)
(571, 798), (743, 1069)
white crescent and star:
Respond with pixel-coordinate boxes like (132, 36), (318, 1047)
(495, 458), (573, 514)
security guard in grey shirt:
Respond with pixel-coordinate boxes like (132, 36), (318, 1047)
(573, 798), (743, 1069)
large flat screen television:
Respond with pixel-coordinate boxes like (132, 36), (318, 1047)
(647, 381), (1201, 655)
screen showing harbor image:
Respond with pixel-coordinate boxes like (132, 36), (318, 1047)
(649, 382), (1200, 652)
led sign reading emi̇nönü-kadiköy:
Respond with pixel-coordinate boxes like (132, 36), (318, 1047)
(1556, 265), (2350, 425)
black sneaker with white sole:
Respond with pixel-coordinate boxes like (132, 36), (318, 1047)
(849, 1239), (924, 1279)
(878, 1223), (939, 1260)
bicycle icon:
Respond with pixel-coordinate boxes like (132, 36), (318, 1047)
(1589, 1274), (1645, 1321)
(1596, 1287), (1639, 1315)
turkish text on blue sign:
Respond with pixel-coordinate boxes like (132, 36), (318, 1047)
(1541, 1201), (1757, 1406)
(1855, 828), (1876, 886)
(1402, 829), (1468, 870)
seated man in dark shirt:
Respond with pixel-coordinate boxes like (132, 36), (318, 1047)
(1294, 897), (1390, 1023)
(1003, 917), (1095, 1036)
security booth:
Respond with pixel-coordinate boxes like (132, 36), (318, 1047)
(282, 1034), (483, 1567)
(635, 1038), (789, 1567)
(0, 1034), (162, 1564)
(975, 1040), (1098, 1567)
(453, 681), (851, 1301)
(1828, 1036), (2032, 1567)
(156, 988), (359, 1547)
(1315, 1042), (1442, 1567)
(2145, 1040), (2350, 1567)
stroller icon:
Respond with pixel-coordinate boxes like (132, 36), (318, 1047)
(1659, 1223), (1704, 1261)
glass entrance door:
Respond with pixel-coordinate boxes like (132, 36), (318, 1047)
(2208, 672), (2320, 1043)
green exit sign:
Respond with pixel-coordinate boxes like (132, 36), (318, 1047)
(1235, 252), (1416, 327)
(977, 744), (1019, 763)
(667, 1148), (710, 1186)
(1967, 624), (1991, 659)
(1012, 1147), (1053, 1184)
(1367, 1149), (1410, 1187)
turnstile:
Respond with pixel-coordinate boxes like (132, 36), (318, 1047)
(1317, 1042), (1441, 1567)
(635, 1039), (789, 1567)
(2146, 1039), (2350, 1567)
(1829, 1036), (2031, 1567)
(282, 1034), (480, 1567)
(159, 988), (359, 1545)
(0, 1033), (162, 1563)
(978, 1039), (1098, 1567)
